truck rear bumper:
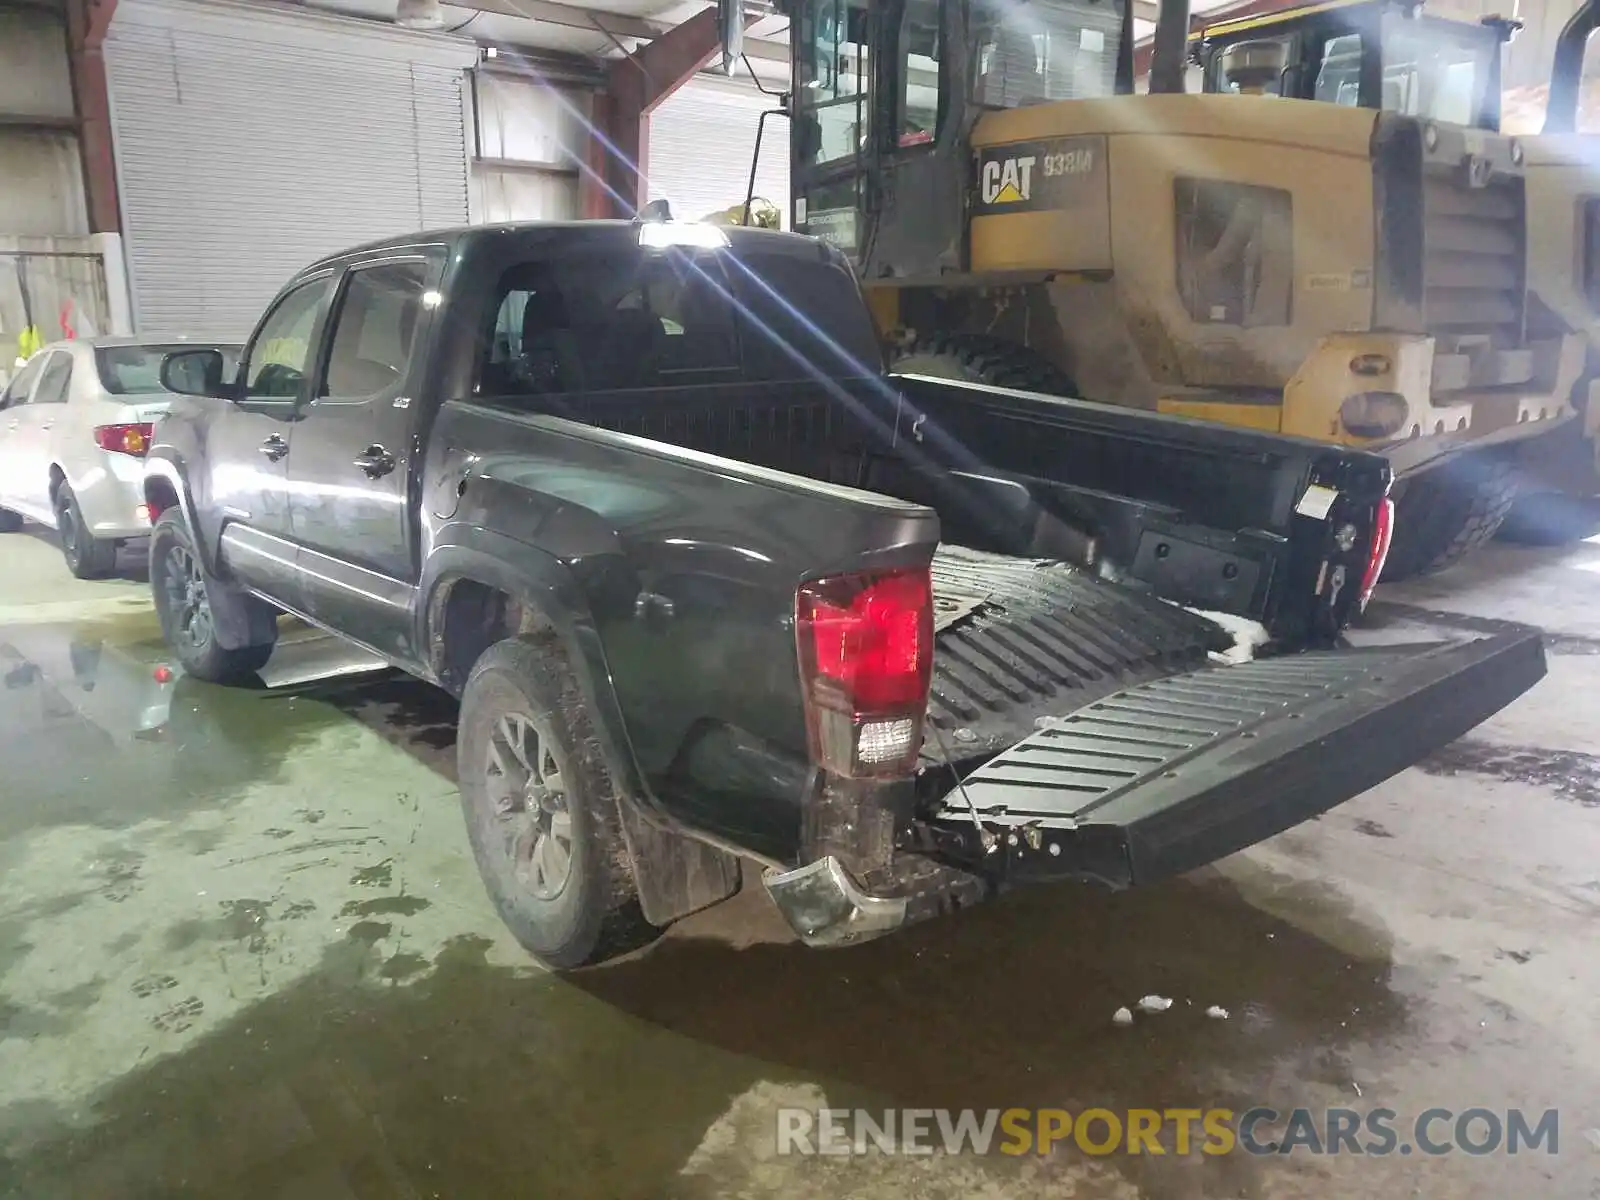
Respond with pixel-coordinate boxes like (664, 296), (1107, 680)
(764, 631), (1545, 948)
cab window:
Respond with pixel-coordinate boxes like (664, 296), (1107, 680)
(795, 0), (873, 167)
(1379, 13), (1493, 126)
(479, 248), (739, 399)
(244, 276), (333, 402)
(1315, 33), (1363, 106)
(319, 259), (436, 401)
(972, 0), (1123, 109)
(898, 0), (943, 147)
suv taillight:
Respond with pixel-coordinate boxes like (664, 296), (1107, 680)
(94, 423), (154, 457)
(1358, 497), (1394, 610)
(795, 566), (934, 778)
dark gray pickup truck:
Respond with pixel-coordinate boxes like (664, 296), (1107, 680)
(146, 218), (1545, 968)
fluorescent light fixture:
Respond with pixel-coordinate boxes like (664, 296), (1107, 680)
(638, 222), (730, 250)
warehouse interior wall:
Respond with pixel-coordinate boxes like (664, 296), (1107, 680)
(0, 6), (87, 238)
(470, 70), (591, 223)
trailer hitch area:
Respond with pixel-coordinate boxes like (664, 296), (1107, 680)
(763, 856), (909, 948)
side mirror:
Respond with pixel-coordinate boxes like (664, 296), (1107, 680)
(160, 348), (230, 398)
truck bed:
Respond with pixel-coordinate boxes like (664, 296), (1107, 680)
(926, 545), (1232, 761)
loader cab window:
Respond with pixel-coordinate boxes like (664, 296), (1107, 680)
(795, 0), (873, 167)
(972, 0), (1124, 109)
(1314, 32), (1364, 106)
(898, 0), (944, 147)
(1201, 8), (1500, 128)
(1379, 12), (1495, 127)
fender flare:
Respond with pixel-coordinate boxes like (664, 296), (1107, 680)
(419, 527), (652, 810)
(142, 452), (217, 576)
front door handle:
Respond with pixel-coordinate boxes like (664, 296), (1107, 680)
(259, 434), (289, 462)
(354, 445), (396, 478)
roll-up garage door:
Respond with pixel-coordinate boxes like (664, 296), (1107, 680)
(105, 0), (477, 339)
(646, 75), (789, 227)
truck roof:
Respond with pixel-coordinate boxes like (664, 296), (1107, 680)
(302, 219), (811, 274)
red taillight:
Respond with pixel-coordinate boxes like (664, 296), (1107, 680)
(795, 566), (934, 778)
(94, 423), (154, 457)
(1358, 497), (1394, 609)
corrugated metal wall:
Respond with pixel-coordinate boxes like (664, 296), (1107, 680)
(105, 0), (477, 338)
(647, 75), (791, 226)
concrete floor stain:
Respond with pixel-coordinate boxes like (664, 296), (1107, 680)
(1419, 736), (1600, 806)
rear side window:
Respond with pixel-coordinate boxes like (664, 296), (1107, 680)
(97, 344), (241, 395)
(724, 248), (885, 381)
(479, 248), (740, 398)
(32, 352), (72, 405)
(320, 259), (436, 400)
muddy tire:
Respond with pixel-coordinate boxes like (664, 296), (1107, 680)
(149, 510), (275, 684)
(1381, 454), (1519, 582)
(458, 635), (657, 969)
(55, 484), (117, 579)
(0, 509), (21, 533)
(891, 332), (1080, 396)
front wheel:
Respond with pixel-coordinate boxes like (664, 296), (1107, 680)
(55, 484), (118, 579)
(458, 636), (657, 969)
(1380, 455), (1519, 582)
(149, 510), (275, 684)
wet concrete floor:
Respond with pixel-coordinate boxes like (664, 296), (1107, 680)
(0, 528), (1597, 1198)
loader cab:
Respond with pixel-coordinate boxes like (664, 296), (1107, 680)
(1194, 0), (1513, 131)
(784, 0), (1136, 278)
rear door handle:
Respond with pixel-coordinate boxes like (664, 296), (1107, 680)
(259, 435), (289, 461)
(354, 445), (396, 478)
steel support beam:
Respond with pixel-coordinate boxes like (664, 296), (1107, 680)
(64, 0), (120, 233)
(580, 6), (729, 219)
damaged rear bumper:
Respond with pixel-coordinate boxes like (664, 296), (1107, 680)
(764, 630), (1546, 947)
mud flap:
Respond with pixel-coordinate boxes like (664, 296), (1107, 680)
(927, 633), (1546, 886)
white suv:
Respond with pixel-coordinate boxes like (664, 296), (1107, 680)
(0, 337), (241, 577)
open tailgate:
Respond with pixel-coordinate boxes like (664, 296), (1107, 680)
(928, 632), (1546, 885)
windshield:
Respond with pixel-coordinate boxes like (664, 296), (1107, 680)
(1379, 12), (1495, 126)
(973, 0), (1124, 109)
(94, 343), (242, 396)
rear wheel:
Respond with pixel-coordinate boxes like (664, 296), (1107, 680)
(458, 636), (657, 969)
(55, 484), (118, 579)
(149, 510), (275, 683)
(891, 332), (1080, 396)
(1381, 454), (1519, 582)
(0, 509), (21, 533)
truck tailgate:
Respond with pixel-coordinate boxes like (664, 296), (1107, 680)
(927, 631), (1546, 886)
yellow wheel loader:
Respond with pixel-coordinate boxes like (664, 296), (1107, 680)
(776, 0), (1583, 579)
(1191, 0), (1600, 546)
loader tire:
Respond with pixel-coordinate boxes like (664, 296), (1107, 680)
(891, 333), (1079, 397)
(1381, 454), (1519, 582)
